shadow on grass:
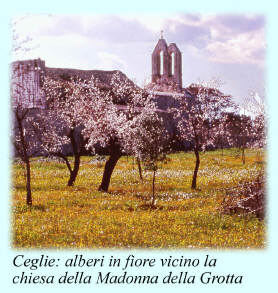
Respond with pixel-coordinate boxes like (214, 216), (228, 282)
(14, 204), (47, 214)
(12, 184), (65, 192)
(32, 204), (47, 211)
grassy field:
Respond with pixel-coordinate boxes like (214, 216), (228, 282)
(11, 149), (265, 249)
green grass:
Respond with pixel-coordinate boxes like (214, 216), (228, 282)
(11, 149), (266, 249)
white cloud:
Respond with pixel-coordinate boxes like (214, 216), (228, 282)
(204, 29), (265, 66)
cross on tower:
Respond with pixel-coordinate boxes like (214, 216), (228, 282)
(160, 30), (164, 39)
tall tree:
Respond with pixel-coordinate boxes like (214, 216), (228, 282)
(42, 76), (87, 186)
(82, 72), (162, 192)
(79, 75), (122, 192)
(11, 105), (43, 205)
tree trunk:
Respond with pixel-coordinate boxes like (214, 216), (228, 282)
(136, 158), (143, 181)
(25, 158), (32, 206)
(98, 147), (122, 192)
(132, 157), (135, 170)
(68, 153), (80, 186)
(151, 168), (156, 206)
(191, 148), (200, 189)
(241, 147), (245, 164)
(67, 129), (81, 186)
(16, 109), (32, 206)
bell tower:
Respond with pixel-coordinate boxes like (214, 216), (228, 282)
(151, 32), (182, 90)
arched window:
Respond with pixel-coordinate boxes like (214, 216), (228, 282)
(171, 52), (175, 76)
(160, 51), (164, 75)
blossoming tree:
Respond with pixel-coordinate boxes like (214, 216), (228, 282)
(81, 71), (170, 194)
(12, 106), (42, 205)
(173, 79), (234, 189)
(243, 91), (266, 149)
(42, 76), (88, 186)
(223, 113), (254, 164)
(121, 112), (170, 206)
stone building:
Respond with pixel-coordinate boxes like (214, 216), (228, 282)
(11, 58), (131, 109)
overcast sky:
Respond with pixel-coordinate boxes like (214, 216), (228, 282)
(12, 13), (265, 103)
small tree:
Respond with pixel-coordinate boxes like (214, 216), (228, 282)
(173, 80), (234, 189)
(253, 113), (266, 149)
(243, 91), (266, 150)
(212, 112), (235, 156)
(224, 113), (253, 164)
(121, 112), (170, 206)
(11, 17), (42, 205)
(117, 76), (171, 205)
(12, 106), (42, 205)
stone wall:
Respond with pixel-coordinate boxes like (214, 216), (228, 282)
(11, 58), (131, 109)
